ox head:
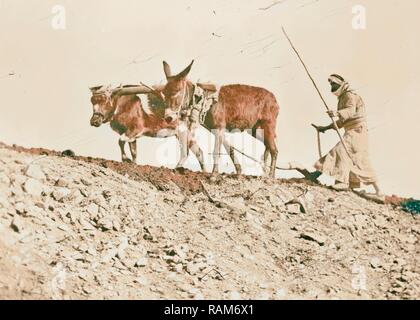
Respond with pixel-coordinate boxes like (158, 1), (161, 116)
(89, 85), (116, 127)
(161, 60), (194, 123)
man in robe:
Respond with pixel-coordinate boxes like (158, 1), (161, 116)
(310, 74), (381, 195)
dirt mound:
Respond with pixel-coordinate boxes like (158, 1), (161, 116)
(0, 142), (211, 194)
(0, 143), (419, 300)
(0, 142), (312, 195)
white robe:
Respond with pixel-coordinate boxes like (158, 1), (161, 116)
(315, 91), (377, 188)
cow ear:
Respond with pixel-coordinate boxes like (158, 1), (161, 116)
(175, 60), (194, 80)
(163, 61), (172, 80)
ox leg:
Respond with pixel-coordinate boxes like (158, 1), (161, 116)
(176, 121), (189, 168)
(270, 147), (279, 178)
(129, 140), (137, 164)
(262, 148), (271, 176)
(247, 127), (270, 175)
(262, 124), (278, 178)
(268, 142), (278, 178)
(222, 139), (242, 175)
(187, 124), (205, 171)
(189, 140), (205, 172)
(248, 126), (265, 144)
(212, 128), (224, 174)
(118, 139), (131, 163)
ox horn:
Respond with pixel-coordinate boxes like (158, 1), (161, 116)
(115, 84), (154, 96)
(89, 85), (103, 93)
(163, 61), (172, 80)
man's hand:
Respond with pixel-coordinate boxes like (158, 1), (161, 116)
(313, 124), (332, 133)
(317, 126), (329, 134)
(327, 110), (339, 118)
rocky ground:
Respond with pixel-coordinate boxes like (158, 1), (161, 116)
(0, 143), (418, 300)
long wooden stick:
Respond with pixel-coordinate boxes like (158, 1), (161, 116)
(282, 27), (354, 164)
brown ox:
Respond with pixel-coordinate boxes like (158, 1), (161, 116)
(160, 61), (280, 177)
(89, 85), (205, 167)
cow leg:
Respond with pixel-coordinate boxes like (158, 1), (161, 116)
(176, 121), (189, 168)
(189, 140), (205, 171)
(222, 139), (241, 175)
(263, 124), (278, 178)
(129, 140), (137, 164)
(212, 128), (224, 174)
(187, 124), (205, 171)
(120, 132), (141, 164)
(262, 148), (271, 176)
(248, 126), (265, 144)
(247, 127), (269, 175)
(268, 143), (278, 178)
(118, 139), (131, 163)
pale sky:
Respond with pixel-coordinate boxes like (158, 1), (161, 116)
(1, 0), (419, 198)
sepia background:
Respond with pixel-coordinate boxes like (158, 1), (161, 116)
(1, 0), (419, 198)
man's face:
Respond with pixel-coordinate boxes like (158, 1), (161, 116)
(330, 81), (341, 93)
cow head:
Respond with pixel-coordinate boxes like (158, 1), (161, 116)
(89, 85), (116, 127)
(161, 60), (194, 123)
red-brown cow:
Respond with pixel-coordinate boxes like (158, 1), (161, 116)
(89, 85), (205, 168)
(160, 61), (280, 177)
